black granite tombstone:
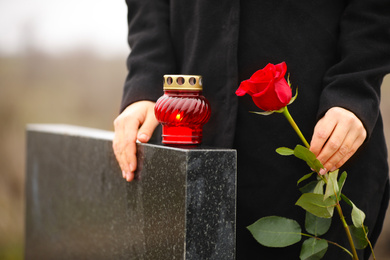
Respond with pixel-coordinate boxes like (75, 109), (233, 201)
(25, 124), (236, 260)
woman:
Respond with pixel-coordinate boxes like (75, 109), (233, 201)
(113, 0), (390, 258)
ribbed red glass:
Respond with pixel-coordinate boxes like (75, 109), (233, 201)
(155, 89), (211, 145)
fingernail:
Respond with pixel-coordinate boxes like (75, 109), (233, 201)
(129, 163), (136, 172)
(126, 172), (134, 182)
(138, 134), (149, 142)
(330, 166), (337, 172)
(122, 171), (126, 178)
(319, 168), (328, 175)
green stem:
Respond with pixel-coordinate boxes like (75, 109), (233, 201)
(364, 225), (376, 260)
(282, 107), (310, 149)
(281, 106), (327, 183)
(335, 203), (359, 260)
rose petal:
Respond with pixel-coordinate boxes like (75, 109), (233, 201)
(251, 65), (274, 81)
(274, 62), (287, 79)
(274, 78), (292, 105)
(236, 80), (252, 96)
(252, 87), (284, 111)
(235, 87), (247, 96)
(252, 81), (273, 98)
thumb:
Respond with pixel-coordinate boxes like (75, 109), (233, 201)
(137, 110), (159, 143)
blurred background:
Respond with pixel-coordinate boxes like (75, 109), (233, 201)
(0, 0), (389, 259)
(0, 0), (127, 259)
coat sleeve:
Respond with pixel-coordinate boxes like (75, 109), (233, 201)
(120, 0), (177, 112)
(318, 0), (390, 139)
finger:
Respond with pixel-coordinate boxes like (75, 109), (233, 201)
(310, 117), (337, 157)
(320, 126), (353, 172)
(137, 108), (159, 143)
(113, 117), (131, 176)
(125, 170), (135, 182)
(316, 120), (350, 167)
(330, 143), (357, 171)
(113, 110), (139, 181)
(123, 116), (139, 181)
(327, 126), (366, 170)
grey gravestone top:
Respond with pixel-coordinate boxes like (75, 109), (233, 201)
(25, 124), (236, 260)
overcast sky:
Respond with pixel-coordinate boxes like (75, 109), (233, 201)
(0, 0), (129, 57)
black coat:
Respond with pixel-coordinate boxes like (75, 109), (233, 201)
(121, 0), (390, 259)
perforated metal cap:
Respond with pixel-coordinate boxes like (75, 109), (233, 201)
(163, 75), (203, 90)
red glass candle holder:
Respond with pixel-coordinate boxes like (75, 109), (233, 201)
(154, 75), (211, 145)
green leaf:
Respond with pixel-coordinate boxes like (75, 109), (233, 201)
(337, 171), (347, 196)
(324, 170), (339, 200)
(349, 225), (369, 250)
(276, 147), (294, 156)
(351, 202), (366, 228)
(299, 180), (325, 195)
(341, 194), (366, 228)
(293, 145), (323, 173)
(296, 193), (336, 218)
(305, 212), (332, 236)
(341, 194), (353, 207)
(300, 238), (328, 260)
(297, 172), (315, 185)
(247, 216), (302, 248)
(299, 181), (319, 194)
(313, 180), (325, 195)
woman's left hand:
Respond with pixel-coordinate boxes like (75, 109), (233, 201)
(310, 107), (367, 175)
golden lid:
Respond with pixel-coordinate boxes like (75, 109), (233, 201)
(163, 75), (203, 90)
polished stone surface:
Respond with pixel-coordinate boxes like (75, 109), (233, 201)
(25, 124), (236, 260)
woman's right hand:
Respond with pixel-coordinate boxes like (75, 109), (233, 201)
(113, 101), (159, 182)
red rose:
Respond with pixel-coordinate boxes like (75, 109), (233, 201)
(236, 62), (292, 111)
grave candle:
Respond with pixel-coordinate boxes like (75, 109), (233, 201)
(154, 75), (211, 145)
